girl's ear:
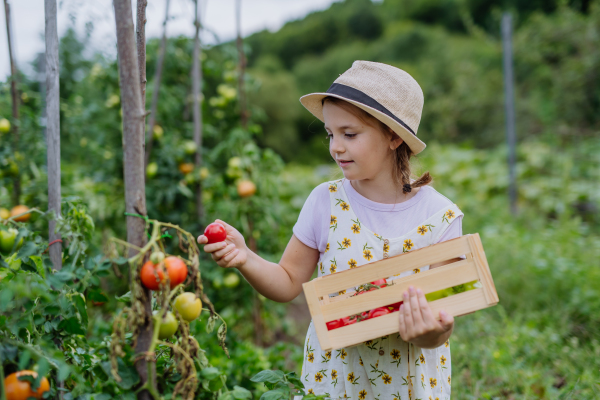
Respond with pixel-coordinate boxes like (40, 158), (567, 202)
(389, 132), (404, 151)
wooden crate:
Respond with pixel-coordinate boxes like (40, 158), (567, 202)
(302, 233), (498, 351)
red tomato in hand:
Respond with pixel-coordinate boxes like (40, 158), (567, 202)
(326, 319), (344, 331)
(367, 307), (392, 319)
(165, 256), (188, 288)
(140, 260), (166, 290)
(204, 222), (227, 244)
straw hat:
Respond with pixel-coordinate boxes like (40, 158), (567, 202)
(299, 60), (426, 154)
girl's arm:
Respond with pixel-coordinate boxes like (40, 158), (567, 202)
(198, 220), (320, 303)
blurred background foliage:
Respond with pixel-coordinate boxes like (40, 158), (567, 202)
(0, 0), (599, 398)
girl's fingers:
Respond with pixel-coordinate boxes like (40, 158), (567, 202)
(439, 310), (455, 332)
(417, 289), (436, 328)
(214, 243), (236, 259)
(203, 241), (227, 254)
(398, 304), (407, 339)
(222, 248), (239, 265)
(408, 286), (425, 328)
(197, 235), (207, 244)
(402, 290), (415, 336)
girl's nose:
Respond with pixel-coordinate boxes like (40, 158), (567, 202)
(329, 135), (345, 155)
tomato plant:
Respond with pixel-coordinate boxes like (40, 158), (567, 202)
(3, 370), (50, 400)
(140, 259), (165, 290)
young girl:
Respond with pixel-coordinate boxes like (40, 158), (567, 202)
(198, 61), (463, 400)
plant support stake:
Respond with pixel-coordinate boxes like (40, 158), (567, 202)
(502, 12), (518, 216)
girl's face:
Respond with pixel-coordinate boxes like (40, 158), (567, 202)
(323, 101), (403, 181)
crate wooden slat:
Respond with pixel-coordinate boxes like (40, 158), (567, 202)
(302, 233), (498, 351)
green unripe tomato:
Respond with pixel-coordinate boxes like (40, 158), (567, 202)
(0, 228), (22, 254)
(150, 251), (165, 264)
(0, 118), (10, 133)
(146, 162), (158, 178)
(153, 311), (179, 339)
(183, 140), (197, 155)
(153, 125), (164, 140)
(227, 157), (242, 169)
(223, 272), (240, 288)
(173, 292), (202, 322)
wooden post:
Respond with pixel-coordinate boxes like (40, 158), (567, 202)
(502, 13), (518, 216)
(144, 0), (170, 169)
(235, 0), (248, 129)
(112, 0), (154, 398)
(136, 0), (148, 110)
(3, 0), (20, 206)
(192, 0), (204, 222)
(45, 0), (62, 270)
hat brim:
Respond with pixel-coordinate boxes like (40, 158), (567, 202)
(299, 92), (426, 155)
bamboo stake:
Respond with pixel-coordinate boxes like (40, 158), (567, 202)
(144, 0), (170, 169)
(45, 0), (62, 271)
(112, 0), (154, 398)
(3, 0), (20, 206)
(137, 0), (148, 110)
(192, 0), (204, 222)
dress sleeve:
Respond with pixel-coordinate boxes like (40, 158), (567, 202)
(292, 183), (330, 252)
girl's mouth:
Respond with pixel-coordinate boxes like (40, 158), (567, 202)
(338, 160), (354, 167)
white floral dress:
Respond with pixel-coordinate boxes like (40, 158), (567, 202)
(299, 179), (463, 400)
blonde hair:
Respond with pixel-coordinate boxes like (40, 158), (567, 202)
(323, 96), (432, 193)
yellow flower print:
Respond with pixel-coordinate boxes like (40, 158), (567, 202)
(448, 376), (451, 385)
(330, 264), (337, 273)
(338, 290), (346, 295)
(359, 357), (364, 366)
(329, 184), (337, 193)
(418, 225), (428, 235)
(363, 249), (373, 261)
(440, 355), (446, 365)
(382, 374), (392, 384)
(429, 396), (433, 400)
(325, 351), (332, 360)
(419, 354), (426, 364)
(315, 372), (323, 382)
(413, 268), (421, 274)
(383, 243), (389, 253)
(341, 349), (347, 359)
(351, 223), (361, 234)
(330, 215), (337, 225)
(390, 349), (400, 360)
(446, 210), (455, 219)
(347, 372), (355, 383)
(342, 238), (351, 248)
(331, 370), (338, 380)
(308, 389), (314, 395)
(430, 377), (437, 388)
(358, 390), (367, 400)
(445, 340), (450, 347)
(325, 243), (330, 252)
(341, 202), (350, 211)
(421, 374), (425, 383)
(348, 259), (357, 268)
(308, 353), (314, 363)
(408, 389), (412, 399)
(319, 262), (324, 274)
(404, 239), (414, 251)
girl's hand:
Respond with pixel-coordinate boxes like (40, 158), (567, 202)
(398, 286), (454, 349)
(197, 219), (248, 269)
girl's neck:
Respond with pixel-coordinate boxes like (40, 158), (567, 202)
(349, 178), (420, 205)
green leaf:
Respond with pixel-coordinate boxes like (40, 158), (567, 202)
(259, 387), (289, 400)
(71, 293), (88, 327)
(58, 317), (86, 335)
(29, 256), (45, 278)
(88, 290), (108, 303)
(200, 367), (221, 381)
(206, 314), (217, 333)
(16, 241), (37, 261)
(100, 359), (140, 390)
(286, 373), (304, 389)
(231, 385), (252, 400)
(115, 291), (131, 303)
(250, 370), (285, 384)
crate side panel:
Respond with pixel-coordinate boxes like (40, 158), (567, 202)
(315, 235), (472, 297)
(321, 258), (479, 321)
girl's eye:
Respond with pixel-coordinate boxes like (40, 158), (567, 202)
(326, 133), (356, 139)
